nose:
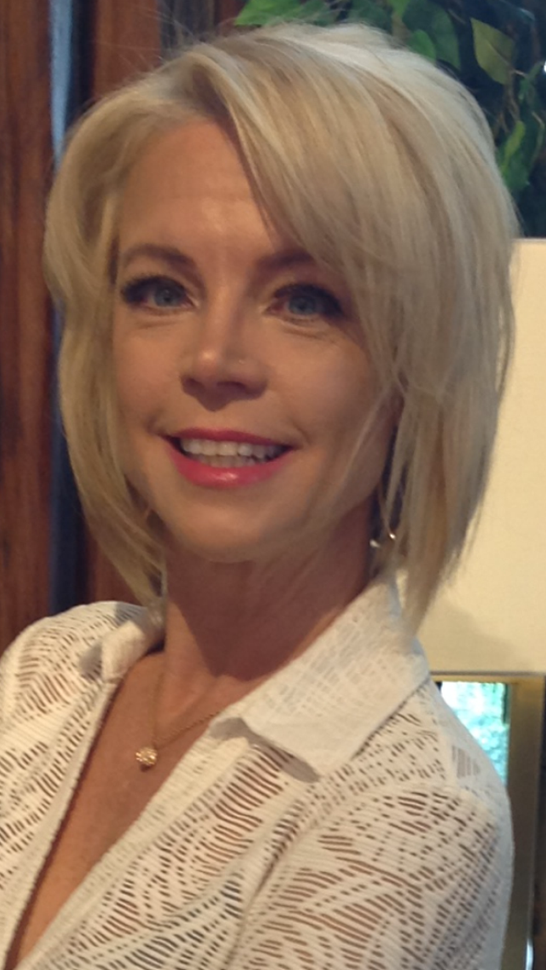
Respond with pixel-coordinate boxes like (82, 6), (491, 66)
(182, 296), (267, 401)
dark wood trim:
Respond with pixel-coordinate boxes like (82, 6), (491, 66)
(0, 0), (53, 650)
(91, 0), (162, 100)
(215, 0), (246, 25)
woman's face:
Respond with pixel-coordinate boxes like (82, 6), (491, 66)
(113, 121), (395, 567)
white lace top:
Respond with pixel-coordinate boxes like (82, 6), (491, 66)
(0, 580), (512, 970)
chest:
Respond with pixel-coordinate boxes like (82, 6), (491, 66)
(0, 668), (315, 970)
(5, 759), (154, 967)
(4, 658), (198, 968)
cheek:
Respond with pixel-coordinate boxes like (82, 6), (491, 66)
(300, 354), (394, 496)
(112, 333), (171, 429)
(111, 340), (169, 498)
(316, 376), (369, 429)
(302, 353), (381, 445)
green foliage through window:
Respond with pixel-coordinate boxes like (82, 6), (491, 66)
(440, 681), (510, 782)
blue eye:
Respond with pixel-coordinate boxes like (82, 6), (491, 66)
(281, 286), (342, 322)
(287, 292), (323, 316)
(120, 276), (187, 310)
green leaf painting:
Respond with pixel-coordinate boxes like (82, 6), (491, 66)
(497, 113), (546, 194)
(297, 0), (337, 24)
(234, 0), (546, 234)
(389, 0), (411, 18)
(403, 0), (460, 69)
(348, 0), (391, 31)
(235, 0), (302, 26)
(471, 19), (514, 85)
(408, 29), (436, 61)
(235, 0), (335, 25)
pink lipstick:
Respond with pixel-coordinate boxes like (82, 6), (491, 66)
(166, 429), (293, 489)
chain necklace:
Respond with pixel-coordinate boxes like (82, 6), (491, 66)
(135, 672), (222, 770)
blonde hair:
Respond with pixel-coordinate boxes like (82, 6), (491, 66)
(44, 22), (517, 625)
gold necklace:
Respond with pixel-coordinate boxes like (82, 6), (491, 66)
(135, 673), (222, 770)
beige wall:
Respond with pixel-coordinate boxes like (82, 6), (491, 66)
(420, 239), (546, 674)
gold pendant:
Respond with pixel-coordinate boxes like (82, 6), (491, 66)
(136, 745), (158, 769)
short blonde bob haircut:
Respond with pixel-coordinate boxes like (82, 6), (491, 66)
(44, 22), (517, 626)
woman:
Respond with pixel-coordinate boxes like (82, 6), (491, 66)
(0, 21), (515, 970)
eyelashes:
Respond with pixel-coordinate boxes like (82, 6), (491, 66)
(119, 275), (188, 311)
(273, 285), (343, 322)
(118, 274), (344, 324)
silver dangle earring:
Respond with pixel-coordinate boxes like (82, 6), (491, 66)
(369, 482), (397, 551)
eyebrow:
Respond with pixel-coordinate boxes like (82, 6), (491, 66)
(118, 244), (195, 275)
(117, 243), (317, 276)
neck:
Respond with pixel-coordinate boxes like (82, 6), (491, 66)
(159, 507), (372, 708)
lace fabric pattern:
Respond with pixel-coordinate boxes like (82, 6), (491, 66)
(0, 582), (513, 969)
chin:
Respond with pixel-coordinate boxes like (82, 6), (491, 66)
(162, 519), (283, 566)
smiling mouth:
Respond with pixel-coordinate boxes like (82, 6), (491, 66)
(172, 437), (289, 467)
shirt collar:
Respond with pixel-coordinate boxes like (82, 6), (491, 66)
(79, 606), (162, 682)
(81, 578), (430, 777)
(221, 578), (430, 774)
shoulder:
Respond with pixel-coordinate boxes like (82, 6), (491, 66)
(245, 683), (512, 968)
(347, 677), (508, 806)
(280, 684), (513, 965)
(2, 601), (145, 667)
(0, 602), (146, 722)
(318, 676), (512, 870)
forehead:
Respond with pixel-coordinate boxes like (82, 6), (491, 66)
(116, 120), (315, 276)
(119, 121), (260, 232)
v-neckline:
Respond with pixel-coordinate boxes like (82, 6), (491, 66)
(2, 664), (239, 970)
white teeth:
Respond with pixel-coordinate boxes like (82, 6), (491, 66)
(238, 442), (254, 457)
(179, 437), (285, 464)
(185, 440), (201, 455)
(217, 441), (239, 457)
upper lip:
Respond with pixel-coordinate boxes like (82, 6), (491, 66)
(168, 428), (290, 447)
